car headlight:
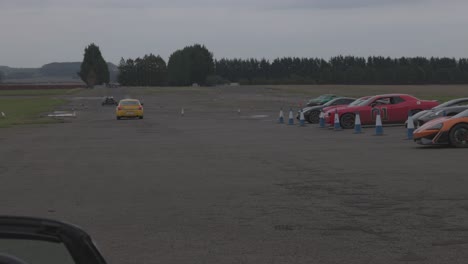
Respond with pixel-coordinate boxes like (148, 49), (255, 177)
(428, 123), (443, 130)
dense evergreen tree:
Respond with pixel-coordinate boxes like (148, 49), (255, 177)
(78, 43), (109, 87)
(212, 56), (468, 85)
(167, 44), (214, 86)
(118, 54), (167, 86)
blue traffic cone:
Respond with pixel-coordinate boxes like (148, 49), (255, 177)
(278, 109), (284, 124)
(354, 112), (362, 134)
(299, 110), (306, 126)
(375, 112), (384, 136)
(288, 109), (294, 125)
(333, 109), (342, 131)
(319, 111), (325, 128)
(406, 113), (415, 140)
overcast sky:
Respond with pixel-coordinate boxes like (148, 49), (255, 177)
(1, 0), (467, 67)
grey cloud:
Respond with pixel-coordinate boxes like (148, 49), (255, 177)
(0, 0), (431, 9)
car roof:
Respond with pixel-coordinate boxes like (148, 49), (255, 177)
(120, 99), (140, 101)
(375, 93), (412, 97)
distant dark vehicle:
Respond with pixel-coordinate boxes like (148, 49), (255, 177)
(411, 98), (468, 127)
(0, 216), (107, 264)
(298, 97), (356, 123)
(306, 94), (337, 107)
(102, 96), (117, 106)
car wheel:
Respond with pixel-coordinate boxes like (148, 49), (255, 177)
(449, 123), (468, 148)
(116, 116), (121, 120)
(139, 116), (143, 119)
(307, 111), (320, 123)
(340, 113), (355, 129)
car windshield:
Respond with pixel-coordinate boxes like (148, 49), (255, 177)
(323, 98), (341, 106)
(120, 100), (139, 105)
(359, 96), (379, 106)
(452, 109), (468, 118)
(0, 239), (75, 264)
(348, 97), (370, 106)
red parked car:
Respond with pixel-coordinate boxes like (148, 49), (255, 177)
(324, 94), (439, 129)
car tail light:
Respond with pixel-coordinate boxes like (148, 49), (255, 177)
(117, 106), (122, 110)
(138, 106), (142, 110)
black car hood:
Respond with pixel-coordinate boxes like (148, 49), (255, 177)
(0, 216), (106, 264)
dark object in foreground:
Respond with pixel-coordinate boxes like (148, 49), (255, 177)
(0, 216), (107, 264)
(102, 96), (117, 106)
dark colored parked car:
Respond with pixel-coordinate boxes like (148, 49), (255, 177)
(0, 216), (107, 264)
(305, 94), (337, 107)
(102, 96), (118, 106)
(411, 98), (468, 127)
(298, 97), (356, 123)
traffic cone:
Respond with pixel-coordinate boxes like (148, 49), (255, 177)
(354, 112), (362, 134)
(406, 113), (414, 140)
(299, 110), (305, 127)
(319, 111), (325, 128)
(375, 112), (384, 136)
(333, 109), (342, 131)
(288, 109), (294, 125)
(278, 109), (284, 124)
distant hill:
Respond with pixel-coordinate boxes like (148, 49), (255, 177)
(0, 62), (118, 83)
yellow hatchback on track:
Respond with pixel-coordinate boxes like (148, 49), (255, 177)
(116, 99), (144, 120)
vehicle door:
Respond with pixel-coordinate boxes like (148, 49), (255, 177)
(369, 96), (391, 124)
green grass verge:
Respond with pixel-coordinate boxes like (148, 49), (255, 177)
(0, 88), (83, 96)
(0, 98), (66, 128)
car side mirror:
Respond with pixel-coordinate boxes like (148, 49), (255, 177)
(141, 103), (144, 106)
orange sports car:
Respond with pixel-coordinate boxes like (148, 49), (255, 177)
(413, 109), (468, 147)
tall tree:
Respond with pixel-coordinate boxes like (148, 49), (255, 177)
(117, 54), (167, 86)
(0, 71), (4, 83)
(78, 43), (109, 87)
(167, 44), (214, 86)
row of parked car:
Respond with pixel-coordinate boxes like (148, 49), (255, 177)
(300, 94), (468, 147)
(300, 94), (468, 128)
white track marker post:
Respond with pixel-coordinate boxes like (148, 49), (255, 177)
(375, 110), (384, 136)
(354, 112), (362, 134)
(406, 112), (415, 140)
(181, 108), (185, 116)
(1, 112), (5, 118)
(299, 109), (305, 127)
(278, 108), (284, 124)
(319, 111), (325, 128)
(333, 109), (342, 131)
(288, 108), (294, 125)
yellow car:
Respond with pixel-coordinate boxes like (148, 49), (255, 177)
(116, 99), (144, 120)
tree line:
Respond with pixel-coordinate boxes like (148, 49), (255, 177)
(117, 44), (213, 86)
(214, 56), (468, 85)
(79, 43), (468, 87)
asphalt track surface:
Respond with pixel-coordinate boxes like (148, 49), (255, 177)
(0, 86), (467, 264)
